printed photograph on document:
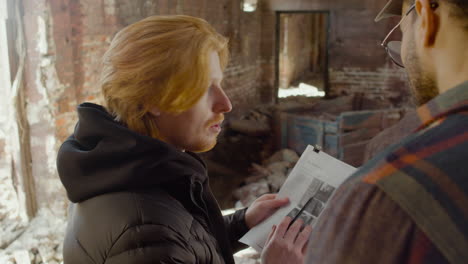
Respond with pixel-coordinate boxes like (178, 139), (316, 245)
(286, 207), (316, 226)
(314, 183), (336, 203)
(285, 177), (336, 226)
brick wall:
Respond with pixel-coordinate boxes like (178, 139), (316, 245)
(330, 67), (411, 106)
(260, 0), (414, 106)
(61, 0), (266, 122)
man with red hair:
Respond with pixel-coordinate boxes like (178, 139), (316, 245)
(57, 15), (292, 264)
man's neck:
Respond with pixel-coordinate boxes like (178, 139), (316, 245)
(435, 28), (468, 94)
(436, 63), (468, 95)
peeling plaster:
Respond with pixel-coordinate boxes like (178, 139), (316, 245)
(36, 16), (48, 55)
(43, 60), (66, 94)
(104, 0), (116, 16)
(0, 13), (11, 125)
(45, 135), (57, 175)
(29, 15), (52, 125)
(26, 10), (68, 214)
(28, 68), (53, 125)
(29, 14), (65, 126)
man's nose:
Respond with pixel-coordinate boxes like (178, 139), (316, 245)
(214, 88), (232, 113)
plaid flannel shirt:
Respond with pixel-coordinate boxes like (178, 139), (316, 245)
(306, 81), (468, 264)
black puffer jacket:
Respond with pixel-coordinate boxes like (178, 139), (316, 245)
(57, 103), (249, 264)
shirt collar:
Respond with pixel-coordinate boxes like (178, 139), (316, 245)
(416, 81), (468, 131)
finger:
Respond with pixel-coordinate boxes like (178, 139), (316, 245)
(284, 218), (303, 242)
(273, 216), (292, 239)
(302, 241), (309, 255)
(258, 197), (290, 211)
(296, 225), (312, 250)
(266, 225), (276, 244)
(256, 193), (277, 201)
(245, 197), (290, 228)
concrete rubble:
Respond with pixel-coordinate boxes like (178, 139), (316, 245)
(230, 149), (299, 264)
(0, 209), (66, 264)
(233, 149), (299, 208)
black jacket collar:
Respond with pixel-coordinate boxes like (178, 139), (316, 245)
(57, 103), (207, 203)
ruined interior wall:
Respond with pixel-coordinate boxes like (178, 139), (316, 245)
(22, 0), (69, 216)
(261, 0), (414, 107)
(278, 13), (314, 89)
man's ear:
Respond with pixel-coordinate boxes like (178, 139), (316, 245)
(149, 108), (161, 117)
(416, 0), (439, 47)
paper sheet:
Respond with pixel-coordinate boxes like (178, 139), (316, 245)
(239, 145), (357, 252)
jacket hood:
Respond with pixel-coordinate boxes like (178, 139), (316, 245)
(57, 103), (207, 203)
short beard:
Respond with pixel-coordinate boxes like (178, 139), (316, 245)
(405, 35), (439, 106)
(191, 138), (217, 153)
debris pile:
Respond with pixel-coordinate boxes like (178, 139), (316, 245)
(233, 149), (299, 207)
(0, 209), (66, 264)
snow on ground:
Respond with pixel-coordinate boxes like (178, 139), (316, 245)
(278, 83), (325, 98)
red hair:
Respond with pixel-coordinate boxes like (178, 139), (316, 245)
(100, 15), (229, 138)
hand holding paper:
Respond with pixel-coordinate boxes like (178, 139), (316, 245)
(239, 145), (357, 252)
(245, 194), (290, 228)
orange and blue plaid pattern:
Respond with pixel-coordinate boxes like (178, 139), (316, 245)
(362, 81), (468, 263)
(307, 81), (468, 264)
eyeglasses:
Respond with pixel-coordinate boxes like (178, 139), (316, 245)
(381, 2), (439, 68)
(380, 4), (416, 68)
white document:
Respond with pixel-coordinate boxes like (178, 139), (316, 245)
(239, 145), (357, 252)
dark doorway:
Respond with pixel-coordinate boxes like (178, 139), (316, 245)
(275, 11), (330, 100)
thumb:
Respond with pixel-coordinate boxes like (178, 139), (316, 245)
(262, 197), (289, 210)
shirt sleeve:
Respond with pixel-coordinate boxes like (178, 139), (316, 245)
(223, 207), (250, 253)
(305, 176), (449, 264)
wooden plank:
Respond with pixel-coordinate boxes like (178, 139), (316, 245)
(339, 127), (381, 146)
(283, 114), (324, 155)
(339, 110), (383, 132)
(324, 120), (338, 133)
(324, 134), (339, 158)
(339, 109), (405, 132)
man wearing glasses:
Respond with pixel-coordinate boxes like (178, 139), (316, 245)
(260, 0), (468, 263)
